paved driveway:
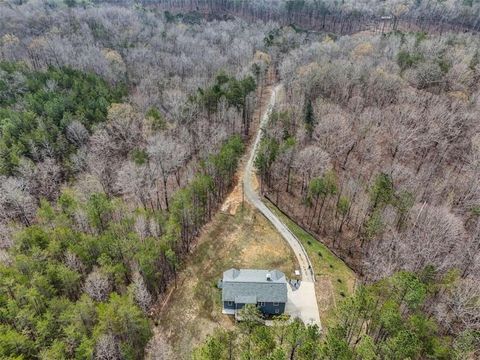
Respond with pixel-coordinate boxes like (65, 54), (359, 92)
(285, 282), (322, 328)
(243, 85), (315, 282)
(243, 84), (322, 329)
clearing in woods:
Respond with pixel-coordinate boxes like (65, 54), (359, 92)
(150, 204), (298, 359)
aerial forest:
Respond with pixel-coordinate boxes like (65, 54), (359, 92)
(0, 0), (479, 359)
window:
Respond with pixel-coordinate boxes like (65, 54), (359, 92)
(258, 302), (265, 307)
(273, 302), (279, 306)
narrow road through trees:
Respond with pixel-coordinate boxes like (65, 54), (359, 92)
(243, 84), (321, 327)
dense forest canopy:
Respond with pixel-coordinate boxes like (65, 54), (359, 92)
(267, 30), (480, 278)
(146, 0), (480, 17)
(194, 271), (473, 360)
(0, 0), (479, 359)
(254, 25), (480, 360)
(150, 0), (480, 33)
(0, 63), (125, 177)
(0, 1), (273, 358)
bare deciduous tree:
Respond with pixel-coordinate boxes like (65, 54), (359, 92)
(94, 333), (122, 360)
(147, 134), (188, 211)
(0, 176), (36, 226)
(66, 120), (90, 147)
(64, 250), (86, 274)
(131, 271), (153, 313)
(84, 269), (112, 302)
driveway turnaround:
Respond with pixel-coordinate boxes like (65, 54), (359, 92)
(243, 84), (322, 329)
(286, 282), (321, 327)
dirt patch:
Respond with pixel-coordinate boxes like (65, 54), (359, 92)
(220, 187), (242, 215)
(220, 172), (244, 215)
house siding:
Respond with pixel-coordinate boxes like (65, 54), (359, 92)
(223, 301), (285, 315)
(223, 301), (236, 310)
(258, 302), (286, 315)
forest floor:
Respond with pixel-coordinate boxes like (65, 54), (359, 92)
(264, 200), (357, 327)
(150, 204), (297, 359)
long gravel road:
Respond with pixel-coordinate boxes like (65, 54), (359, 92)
(243, 84), (321, 326)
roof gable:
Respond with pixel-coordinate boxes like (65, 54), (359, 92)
(223, 268), (286, 283)
(222, 269), (288, 303)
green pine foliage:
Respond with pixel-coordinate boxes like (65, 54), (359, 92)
(396, 50), (424, 71)
(193, 271), (467, 360)
(0, 195), (152, 359)
(304, 98), (315, 139)
(254, 136), (280, 191)
(0, 135), (245, 359)
(370, 173), (394, 210)
(146, 107), (166, 131)
(362, 173), (415, 241)
(0, 62), (125, 176)
(194, 72), (256, 113)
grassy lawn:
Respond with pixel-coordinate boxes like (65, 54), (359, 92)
(265, 199), (357, 327)
(152, 204), (297, 359)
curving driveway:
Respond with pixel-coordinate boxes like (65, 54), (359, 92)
(243, 85), (322, 328)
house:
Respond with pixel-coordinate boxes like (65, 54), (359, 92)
(220, 268), (288, 316)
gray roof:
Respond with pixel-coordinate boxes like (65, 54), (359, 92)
(222, 269), (287, 303)
(235, 295), (257, 304)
